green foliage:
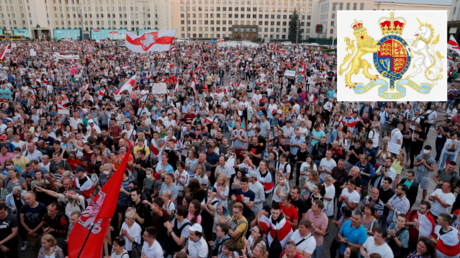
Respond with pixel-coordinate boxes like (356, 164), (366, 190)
(288, 10), (302, 43)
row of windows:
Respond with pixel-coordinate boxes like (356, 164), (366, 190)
(54, 20), (158, 26)
(181, 6), (311, 12)
(181, 0), (309, 5)
(181, 19), (312, 26)
(54, 6), (152, 12)
(183, 33), (300, 40)
(181, 13), (311, 19)
(53, 13), (157, 19)
(182, 26), (307, 33)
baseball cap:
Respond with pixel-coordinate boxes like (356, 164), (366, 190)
(0, 135), (6, 140)
(189, 224), (203, 233)
(75, 166), (85, 173)
(248, 170), (258, 178)
(88, 119), (95, 124)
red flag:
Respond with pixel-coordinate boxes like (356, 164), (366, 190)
(68, 147), (132, 258)
(150, 142), (160, 156)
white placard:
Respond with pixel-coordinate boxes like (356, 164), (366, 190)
(388, 142), (401, 155)
(284, 70), (296, 77)
(151, 83), (167, 94)
(30, 49), (36, 56)
(11, 43), (16, 48)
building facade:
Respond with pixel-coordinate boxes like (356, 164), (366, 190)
(0, 0), (174, 39)
(0, 0), (450, 40)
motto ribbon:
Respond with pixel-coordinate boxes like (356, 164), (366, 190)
(352, 79), (433, 99)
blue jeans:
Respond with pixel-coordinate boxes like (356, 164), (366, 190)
(312, 246), (323, 258)
(441, 153), (455, 168)
(379, 215), (388, 228)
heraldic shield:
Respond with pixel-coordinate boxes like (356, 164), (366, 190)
(374, 35), (411, 91)
(337, 10), (446, 101)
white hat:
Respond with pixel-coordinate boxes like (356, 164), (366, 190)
(189, 224), (203, 233)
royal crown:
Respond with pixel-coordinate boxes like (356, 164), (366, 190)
(379, 12), (406, 35)
(351, 19), (364, 32)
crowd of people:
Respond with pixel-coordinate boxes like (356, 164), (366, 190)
(0, 39), (458, 258)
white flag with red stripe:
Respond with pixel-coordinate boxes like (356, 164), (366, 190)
(174, 81), (180, 92)
(65, 36), (69, 41)
(448, 35), (460, 56)
(98, 89), (105, 100)
(43, 35), (46, 42)
(197, 62), (201, 71)
(267, 214), (293, 249)
(191, 75), (197, 92)
(125, 30), (177, 53)
(204, 117), (213, 125)
(170, 45), (175, 52)
(150, 140), (160, 159)
(0, 44), (11, 61)
(114, 75), (136, 100)
(105, 39), (109, 44)
(57, 102), (70, 115)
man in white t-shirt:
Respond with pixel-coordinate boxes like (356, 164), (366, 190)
(361, 228), (394, 258)
(141, 226), (163, 258)
(390, 123), (404, 146)
(182, 224), (208, 258)
(288, 219), (316, 257)
(339, 179), (360, 212)
(319, 150), (337, 182)
(429, 182), (456, 217)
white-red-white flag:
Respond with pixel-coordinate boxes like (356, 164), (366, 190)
(43, 35), (46, 43)
(170, 45), (175, 52)
(0, 44), (11, 61)
(98, 89), (105, 100)
(174, 81), (179, 92)
(114, 75), (136, 100)
(105, 39), (109, 44)
(65, 36), (69, 41)
(125, 30), (177, 53)
(449, 35), (460, 57)
(191, 75), (197, 92)
(57, 102), (69, 114)
(197, 62), (201, 71)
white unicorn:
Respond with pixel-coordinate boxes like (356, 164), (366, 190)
(405, 18), (444, 85)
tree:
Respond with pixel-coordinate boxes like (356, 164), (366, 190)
(288, 10), (302, 43)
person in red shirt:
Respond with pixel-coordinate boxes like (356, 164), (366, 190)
(108, 118), (122, 147)
(183, 108), (196, 124)
(279, 242), (303, 258)
(280, 195), (299, 229)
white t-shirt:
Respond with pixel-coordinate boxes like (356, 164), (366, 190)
(340, 188), (360, 212)
(141, 240), (163, 258)
(363, 237), (394, 258)
(319, 158), (337, 181)
(213, 183), (229, 203)
(187, 237), (208, 258)
(120, 222), (141, 251)
(390, 129), (403, 145)
(430, 189), (455, 216)
(290, 231), (316, 254)
(324, 184), (336, 217)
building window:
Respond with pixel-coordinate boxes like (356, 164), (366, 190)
(353, 3), (357, 10)
(346, 3), (350, 10)
(360, 3), (364, 10)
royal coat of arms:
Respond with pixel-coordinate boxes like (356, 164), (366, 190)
(337, 11), (447, 101)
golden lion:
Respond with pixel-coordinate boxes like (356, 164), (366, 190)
(339, 28), (381, 88)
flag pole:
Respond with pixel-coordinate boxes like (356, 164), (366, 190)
(77, 222), (96, 258)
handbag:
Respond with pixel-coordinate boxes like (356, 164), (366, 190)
(131, 241), (142, 258)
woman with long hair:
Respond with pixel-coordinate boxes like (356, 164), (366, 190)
(344, 246), (360, 258)
(305, 183), (324, 211)
(406, 236), (437, 258)
(195, 163), (209, 189)
(301, 170), (320, 197)
(299, 155), (317, 189)
(66, 151), (81, 171)
(213, 201), (231, 232)
(376, 143), (391, 165)
(362, 204), (379, 237)
(91, 146), (109, 174)
(188, 199), (202, 225)
(214, 174), (229, 204)
(242, 225), (265, 257)
(185, 150), (198, 179)
(187, 178), (206, 202)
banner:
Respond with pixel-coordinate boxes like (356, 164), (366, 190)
(54, 54), (80, 60)
(151, 83), (167, 94)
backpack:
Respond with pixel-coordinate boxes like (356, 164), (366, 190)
(164, 219), (191, 254)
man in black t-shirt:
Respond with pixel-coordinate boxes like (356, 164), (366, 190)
(129, 188), (151, 230)
(0, 203), (18, 258)
(290, 186), (307, 220)
(409, 124), (427, 169)
(378, 177), (396, 228)
(20, 191), (47, 256)
(247, 137), (263, 167)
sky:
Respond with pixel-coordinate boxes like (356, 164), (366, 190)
(375, 0), (452, 5)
